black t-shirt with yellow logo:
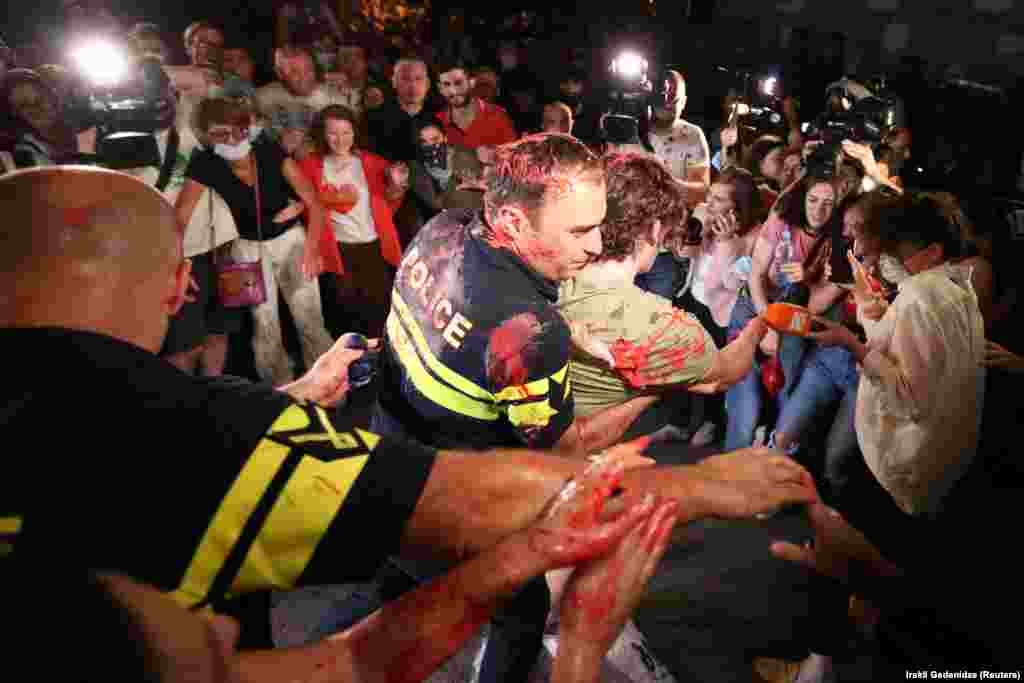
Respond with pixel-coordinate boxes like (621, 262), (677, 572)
(375, 209), (575, 450)
(1, 327), (436, 614)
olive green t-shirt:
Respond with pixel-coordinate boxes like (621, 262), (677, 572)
(558, 272), (718, 417)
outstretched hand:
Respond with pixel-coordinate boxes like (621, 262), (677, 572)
(527, 457), (658, 569)
(983, 340), (1024, 373)
(284, 337), (379, 407)
(692, 448), (819, 518)
(559, 498), (679, 648)
(770, 501), (900, 584)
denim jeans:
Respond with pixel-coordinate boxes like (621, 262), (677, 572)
(724, 293), (763, 450)
(723, 287), (812, 451)
(635, 252), (684, 300)
(774, 344), (861, 494)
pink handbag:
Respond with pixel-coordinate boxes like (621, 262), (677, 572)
(216, 161), (268, 308)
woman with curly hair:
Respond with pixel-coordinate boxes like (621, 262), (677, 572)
(557, 153), (768, 433)
(298, 104), (409, 338)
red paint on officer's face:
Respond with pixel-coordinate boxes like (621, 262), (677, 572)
(485, 223), (519, 254)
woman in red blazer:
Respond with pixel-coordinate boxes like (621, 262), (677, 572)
(300, 105), (409, 338)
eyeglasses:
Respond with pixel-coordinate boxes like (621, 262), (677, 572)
(206, 126), (248, 144)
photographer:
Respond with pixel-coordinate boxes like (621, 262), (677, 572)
(648, 70), (710, 207)
(121, 34), (244, 377)
(2, 68), (91, 167)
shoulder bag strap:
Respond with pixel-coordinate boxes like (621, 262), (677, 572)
(154, 128), (180, 192)
(253, 152), (265, 263)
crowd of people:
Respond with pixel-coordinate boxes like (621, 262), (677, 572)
(3, 1), (1023, 682)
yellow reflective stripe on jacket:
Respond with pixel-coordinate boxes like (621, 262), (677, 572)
(508, 400), (561, 429)
(387, 309), (500, 421)
(0, 516), (22, 536)
(391, 293), (494, 401)
(169, 404), (374, 607)
(493, 376), (550, 403)
(232, 451), (368, 594)
(169, 437), (291, 608)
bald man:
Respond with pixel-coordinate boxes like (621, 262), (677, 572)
(1, 167), (816, 673)
(648, 70), (710, 207)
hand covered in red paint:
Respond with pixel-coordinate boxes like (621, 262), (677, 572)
(558, 498), (679, 651)
(691, 448), (819, 518)
(526, 457), (658, 571)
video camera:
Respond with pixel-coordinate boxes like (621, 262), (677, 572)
(602, 50), (670, 145)
(727, 72), (786, 137)
(65, 39), (175, 169)
(801, 80), (901, 177)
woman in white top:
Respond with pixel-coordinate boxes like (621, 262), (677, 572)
(299, 105), (408, 338)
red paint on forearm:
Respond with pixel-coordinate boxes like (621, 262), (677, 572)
(570, 554), (623, 627)
(343, 573), (494, 683)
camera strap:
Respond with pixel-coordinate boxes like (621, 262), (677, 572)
(154, 128), (180, 193)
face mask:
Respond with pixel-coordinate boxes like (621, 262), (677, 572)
(419, 142), (448, 169)
(214, 140), (251, 161)
(249, 125), (264, 142)
(878, 253), (910, 285)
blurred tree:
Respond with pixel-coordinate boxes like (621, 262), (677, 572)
(342, 0), (432, 48)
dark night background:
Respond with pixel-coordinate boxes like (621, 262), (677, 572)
(3, 0), (1024, 199)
